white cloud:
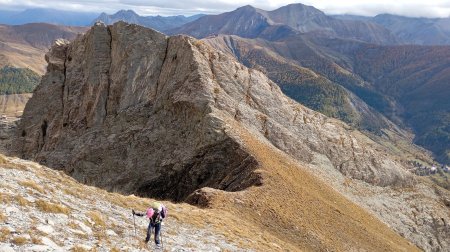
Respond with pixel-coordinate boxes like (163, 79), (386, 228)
(0, 0), (450, 17)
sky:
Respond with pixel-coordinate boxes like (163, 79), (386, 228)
(1, 0), (450, 18)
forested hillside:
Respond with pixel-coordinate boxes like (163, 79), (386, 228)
(0, 66), (40, 95)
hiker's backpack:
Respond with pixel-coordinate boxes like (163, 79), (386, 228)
(147, 202), (167, 224)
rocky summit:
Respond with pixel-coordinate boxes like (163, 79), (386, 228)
(11, 22), (450, 251)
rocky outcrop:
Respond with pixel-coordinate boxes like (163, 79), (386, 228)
(16, 21), (411, 193)
(16, 22), (261, 201)
(14, 22), (450, 250)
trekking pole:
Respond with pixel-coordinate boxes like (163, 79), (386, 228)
(132, 210), (136, 237)
(160, 223), (164, 249)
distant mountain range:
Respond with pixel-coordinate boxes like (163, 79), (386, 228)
(169, 4), (398, 44)
(0, 8), (99, 26)
(171, 3), (450, 164)
(92, 10), (205, 32)
(335, 14), (450, 45)
(2, 7), (450, 46)
(0, 8), (205, 32)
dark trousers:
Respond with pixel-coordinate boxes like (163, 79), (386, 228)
(145, 222), (161, 244)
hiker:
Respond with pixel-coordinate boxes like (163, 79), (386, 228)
(132, 202), (167, 247)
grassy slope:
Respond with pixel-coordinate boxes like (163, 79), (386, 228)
(0, 24), (88, 75)
(0, 42), (46, 75)
(202, 119), (419, 251)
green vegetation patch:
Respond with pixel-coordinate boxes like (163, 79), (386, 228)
(411, 111), (450, 164)
(0, 66), (41, 95)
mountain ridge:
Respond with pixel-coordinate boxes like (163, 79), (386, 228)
(11, 22), (450, 250)
(169, 4), (399, 44)
(92, 9), (205, 32)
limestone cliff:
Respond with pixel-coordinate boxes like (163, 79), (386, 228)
(14, 22), (450, 250)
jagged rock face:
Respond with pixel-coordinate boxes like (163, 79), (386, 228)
(16, 22), (412, 197)
(15, 22), (260, 201)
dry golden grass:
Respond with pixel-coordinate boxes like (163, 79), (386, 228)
(110, 223), (124, 236)
(19, 180), (45, 194)
(68, 221), (79, 229)
(92, 228), (107, 242)
(74, 232), (89, 240)
(62, 186), (85, 199)
(9, 162), (28, 171)
(137, 240), (149, 250)
(32, 228), (50, 238)
(71, 245), (89, 252)
(15, 195), (30, 206)
(214, 119), (421, 251)
(12, 236), (28, 245)
(35, 199), (70, 214)
(110, 248), (120, 252)
(31, 235), (43, 245)
(0, 212), (5, 222)
(0, 192), (11, 204)
(0, 154), (28, 171)
(104, 193), (150, 211)
(0, 154), (7, 165)
(88, 211), (106, 228)
(0, 155), (28, 171)
(0, 227), (10, 242)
